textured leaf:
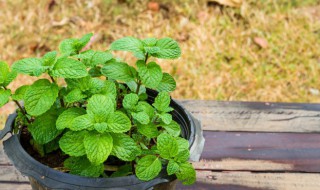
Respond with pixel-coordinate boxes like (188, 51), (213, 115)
(136, 155), (162, 181)
(101, 62), (135, 82)
(176, 162), (196, 185)
(12, 85), (29, 101)
(123, 93), (139, 110)
(152, 38), (181, 59)
(106, 111), (131, 133)
(56, 108), (86, 130)
(142, 38), (157, 46)
(94, 122), (109, 133)
(126, 81), (146, 95)
(64, 156), (104, 177)
(87, 94), (115, 123)
(136, 61), (162, 88)
(167, 160), (179, 175)
(110, 37), (144, 58)
(12, 58), (45, 76)
(101, 80), (117, 100)
(78, 50), (113, 67)
(0, 89), (11, 107)
(111, 133), (141, 161)
(64, 89), (87, 103)
(152, 92), (171, 112)
(59, 38), (77, 55)
(70, 114), (94, 131)
(65, 76), (91, 91)
(77, 33), (93, 50)
(0, 61), (9, 84)
(42, 51), (57, 66)
(3, 71), (17, 87)
(156, 73), (176, 92)
(84, 132), (113, 165)
(59, 131), (88, 156)
(159, 113), (172, 124)
(137, 123), (158, 138)
(88, 66), (102, 77)
(144, 46), (160, 54)
(157, 133), (178, 159)
(51, 58), (87, 78)
(88, 78), (106, 94)
(175, 137), (190, 162)
(162, 121), (181, 137)
(28, 110), (62, 144)
(132, 112), (150, 125)
(24, 79), (59, 116)
(136, 101), (155, 118)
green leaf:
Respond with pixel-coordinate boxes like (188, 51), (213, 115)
(132, 112), (150, 125)
(157, 133), (178, 159)
(56, 108), (86, 130)
(24, 79), (59, 116)
(137, 123), (158, 138)
(152, 38), (181, 59)
(136, 155), (162, 181)
(101, 80), (117, 100)
(77, 50), (113, 67)
(167, 160), (179, 175)
(88, 66), (102, 77)
(59, 39), (77, 55)
(0, 61), (9, 84)
(42, 51), (57, 66)
(101, 62), (135, 82)
(12, 58), (45, 76)
(106, 111), (131, 133)
(152, 92), (171, 112)
(51, 58), (87, 78)
(77, 33), (93, 50)
(126, 81), (146, 95)
(88, 78), (106, 94)
(65, 76), (91, 91)
(87, 94), (115, 123)
(64, 89), (87, 103)
(159, 113), (172, 124)
(162, 121), (181, 137)
(28, 110), (62, 144)
(59, 131), (88, 156)
(110, 133), (141, 161)
(144, 46), (160, 54)
(0, 89), (11, 107)
(94, 122), (109, 133)
(156, 73), (176, 92)
(175, 137), (190, 162)
(84, 132), (113, 165)
(70, 114), (94, 131)
(110, 164), (132, 177)
(123, 93), (139, 110)
(64, 156), (104, 177)
(176, 162), (196, 185)
(3, 71), (17, 87)
(136, 101), (155, 118)
(110, 37), (144, 59)
(142, 38), (157, 46)
(136, 61), (163, 88)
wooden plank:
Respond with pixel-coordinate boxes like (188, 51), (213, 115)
(177, 171), (320, 190)
(179, 100), (320, 132)
(196, 131), (320, 172)
(0, 183), (31, 190)
(0, 166), (28, 182)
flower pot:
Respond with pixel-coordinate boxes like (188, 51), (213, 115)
(0, 92), (205, 190)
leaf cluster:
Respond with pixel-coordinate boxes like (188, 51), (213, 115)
(0, 34), (195, 185)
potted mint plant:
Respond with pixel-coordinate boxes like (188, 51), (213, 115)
(0, 34), (205, 190)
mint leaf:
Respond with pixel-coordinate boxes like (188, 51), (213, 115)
(3, 71), (17, 87)
(84, 132), (113, 165)
(137, 123), (158, 138)
(88, 78), (106, 94)
(152, 92), (171, 112)
(101, 80), (117, 100)
(59, 39), (77, 55)
(87, 94), (115, 123)
(156, 73), (176, 92)
(136, 101), (155, 118)
(64, 89), (87, 103)
(24, 79), (59, 116)
(101, 62), (135, 82)
(12, 85), (29, 101)
(77, 50), (113, 67)
(157, 133), (178, 159)
(111, 133), (141, 161)
(94, 122), (109, 133)
(110, 37), (144, 59)
(162, 121), (181, 137)
(0, 89), (11, 107)
(175, 137), (190, 162)
(28, 110), (62, 144)
(70, 114), (94, 131)
(64, 156), (104, 177)
(167, 160), (179, 175)
(77, 33), (93, 50)
(88, 66), (102, 77)
(0, 61), (9, 84)
(65, 76), (91, 91)
(152, 38), (181, 59)
(136, 61), (162, 88)
(132, 112), (150, 125)
(136, 155), (162, 181)
(12, 58), (45, 76)
(176, 162), (196, 185)
(59, 131), (88, 156)
(126, 81), (146, 95)
(51, 58), (87, 78)
(111, 164), (132, 177)
(123, 93), (139, 110)
(144, 46), (160, 54)
(142, 38), (157, 46)
(107, 111), (131, 133)
(159, 113), (172, 124)
(42, 51), (57, 66)
(56, 108), (86, 130)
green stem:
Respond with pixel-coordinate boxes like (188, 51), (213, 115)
(49, 76), (65, 107)
(135, 53), (149, 94)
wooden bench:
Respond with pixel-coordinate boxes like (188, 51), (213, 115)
(1, 100), (320, 190)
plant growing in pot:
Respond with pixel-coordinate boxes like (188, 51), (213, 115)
(0, 34), (205, 190)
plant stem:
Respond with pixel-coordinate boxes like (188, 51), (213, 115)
(135, 53), (149, 94)
(49, 76), (65, 107)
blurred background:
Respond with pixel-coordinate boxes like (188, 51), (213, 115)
(1, 0), (320, 125)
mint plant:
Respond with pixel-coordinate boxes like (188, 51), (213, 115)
(0, 34), (196, 185)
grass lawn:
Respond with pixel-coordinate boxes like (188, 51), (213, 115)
(0, 0), (320, 126)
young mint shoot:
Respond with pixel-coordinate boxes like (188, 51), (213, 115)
(0, 34), (196, 185)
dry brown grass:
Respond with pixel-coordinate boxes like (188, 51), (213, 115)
(1, 0), (320, 126)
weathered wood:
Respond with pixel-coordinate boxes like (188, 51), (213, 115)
(0, 166), (28, 182)
(177, 171), (320, 190)
(0, 183), (31, 190)
(180, 100), (320, 132)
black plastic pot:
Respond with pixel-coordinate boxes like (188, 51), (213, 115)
(0, 92), (205, 190)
